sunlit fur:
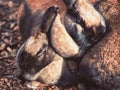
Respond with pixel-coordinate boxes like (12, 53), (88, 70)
(50, 0), (106, 59)
(16, 35), (64, 84)
(15, 31), (50, 80)
(18, 0), (67, 41)
(16, 38), (78, 86)
(15, 5), (78, 87)
(79, 25), (120, 90)
(50, 14), (79, 58)
(55, 0), (106, 59)
(76, 0), (106, 30)
(78, 0), (120, 89)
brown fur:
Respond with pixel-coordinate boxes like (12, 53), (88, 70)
(17, 0), (67, 41)
(26, 0), (67, 15)
(16, 5), (78, 88)
(15, 31), (78, 87)
(78, 0), (120, 89)
(51, 14), (80, 58)
(50, 0), (106, 59)
(16, 0), (120, 89)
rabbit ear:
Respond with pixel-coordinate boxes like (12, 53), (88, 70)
(18, 2), (33, 41)
(40, 6), (59, 33)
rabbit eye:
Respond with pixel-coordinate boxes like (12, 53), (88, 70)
(36, 44), (47, 57)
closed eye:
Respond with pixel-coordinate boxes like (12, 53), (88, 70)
(36, 44), (47, 57)
(31, 44), (47, 64)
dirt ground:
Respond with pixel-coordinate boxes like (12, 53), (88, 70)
(0, 0), (28, 89)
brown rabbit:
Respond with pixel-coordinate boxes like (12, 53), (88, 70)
(18, 0), (67, 41)
(17, 0), (80, 59)
(78, 0), (120, 89)
(65, 0), (106, 50)
(18, 0), (106, 61)
(49, 0), (106, 59)
(15, 6), (78, 88)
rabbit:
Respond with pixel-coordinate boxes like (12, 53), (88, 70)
(18, 0), (106, 61)
(15, 5), (58, 83)
(15, 6), (78, 88)
(78, 0), (120, 89)
(17, 0), (67, 41)
(54, 0), (106, 58)
(48, 0), (106, 60)
(63, 0), (106, 33)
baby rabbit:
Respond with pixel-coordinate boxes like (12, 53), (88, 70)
(78, 0), (120, 89)
(15, 5), (58, 82)
(63, 0), (106, 34)
(15, 6), (78, 88)
(49, 0), (106, 60)
(18, 0), (106, 61)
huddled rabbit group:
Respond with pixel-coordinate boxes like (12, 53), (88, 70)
(14, 0), (120, 89)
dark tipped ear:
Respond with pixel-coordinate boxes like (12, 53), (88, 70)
(18, 2), (33, 41)
(40, 6), (59, 33)
(63, 0), (77, 9)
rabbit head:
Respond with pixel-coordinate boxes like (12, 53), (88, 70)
(15, 6), (58, 82)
